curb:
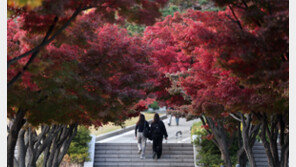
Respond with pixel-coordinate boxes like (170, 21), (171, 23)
(83, 134), (96, 167)
(95, 114), (168, 142)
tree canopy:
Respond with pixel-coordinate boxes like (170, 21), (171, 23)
(7, 0), (289, 167)
(144, 0), (288, 166)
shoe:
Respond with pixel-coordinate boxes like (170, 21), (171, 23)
(153, 152), (157, 160)
(140, 155), (145, 159)
(138, 150), (142, 154)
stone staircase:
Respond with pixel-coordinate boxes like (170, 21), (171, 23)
(253, 142), (281, 167)
(94, 143), (195, 167)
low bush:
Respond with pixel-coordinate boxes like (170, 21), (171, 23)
(67, 126), (92, 164)
(191, 121), (238, 167)
(148, 101), (160, 110)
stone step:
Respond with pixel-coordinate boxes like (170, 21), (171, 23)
(253, 150), (268, 154)
(254, 157), (269, 162)
(253, 154), (268, 158)
(95, 146), (193, 151)
(96, 143), (193, 147)
(93, 162), (194, 167)
(95, 144), (192, 147)
(95, 144), (193, 148)
(95, 154), (194, 159)
(94, 143), (194, 167)
(94, 157), (194, 163)
(253, 142), (264, 146)
(255, 161), (269, 166)
(95, 150), (194, 155)
(251, 142), (284, 167)
(253, 146), (281, 150)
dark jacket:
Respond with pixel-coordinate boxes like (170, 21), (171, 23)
(151, 120), (168, 139)
(135, 120), (149, 137)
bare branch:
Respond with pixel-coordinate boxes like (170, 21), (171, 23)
(228, 5), (243, 30)
(229, 113), (242, 122)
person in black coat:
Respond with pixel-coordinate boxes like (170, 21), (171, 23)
(150, 113), (168, 159)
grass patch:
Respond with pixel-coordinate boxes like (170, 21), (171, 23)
(89, 112), (162, 136)
(191, 121), (203, 136)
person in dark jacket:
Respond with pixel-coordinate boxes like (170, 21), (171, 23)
(151, 113), (168, 159)
(135, 114), (150, 159)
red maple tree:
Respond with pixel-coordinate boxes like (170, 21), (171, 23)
(144, 1), (288, 165)
(8, 10), (155, 166)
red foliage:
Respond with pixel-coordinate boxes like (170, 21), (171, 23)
(8, 0), (168, 33)
(205, 134), (214, 140)
(8, 13), (153, 127)
(201, 124), (209, 130)
(145, 3), (288, 116)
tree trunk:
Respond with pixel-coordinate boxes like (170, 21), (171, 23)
(7, 108), (27, 167)
(12, 123), (78, 167)
(27, 127), (37, 167)
(237, 148), (247, 167)
(240, 114), (260, 167)
(57, 124), (78, 165)
(42, 139), (53, 167)
(237, 127), (247, 167)
(257, 113), (289, 167)
(205, 116), (232, 167)
(46, 124), (78, 167)
(260, 120), (277, 167)
(217, 139), (232, 167)
(17, 129), (27, 167)
(279, 114), (289, 167)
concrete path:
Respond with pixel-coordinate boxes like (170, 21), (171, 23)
(97, 117), (199, 143)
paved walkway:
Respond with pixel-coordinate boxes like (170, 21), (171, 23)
(97, 117), (199, 143)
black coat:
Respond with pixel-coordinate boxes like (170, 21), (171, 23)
(135, 120), (149, 137)
(151, 120), (168, 139)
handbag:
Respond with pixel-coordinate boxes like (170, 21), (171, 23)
(143, 122), (152, 140)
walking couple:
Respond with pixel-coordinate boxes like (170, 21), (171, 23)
(135, 113), (168, 160)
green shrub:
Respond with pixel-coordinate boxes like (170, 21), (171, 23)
(203, 7), (225, 12)
(125, 23), (145, 35)
(148, 101), (160, 110)
(191, 121), (239, 167)
(160, 5), (181, 17)
(67, 126), (92, 164)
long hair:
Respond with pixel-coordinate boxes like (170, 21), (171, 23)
(153, 113), (160, 123)
(136, 114), (145, 126)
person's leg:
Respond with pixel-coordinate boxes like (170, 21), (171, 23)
(152, 138), (157, 159)
(141, 135), (147, 158)
(137, 132), (142, 154)
(175, 117), (179, 126)
(168, 115), (172, 126)
(157, 137), (163, 158)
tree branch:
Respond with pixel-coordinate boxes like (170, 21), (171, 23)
(7, 16), (58, 88)
(34, 126), (49, 150)
(230, 113), (242, 122)
(228, 5), (243, 30)
(198, 116), (218, 145)
(241, 0), (248, 9)
(7, 5), (83, 68)
(57, 124), (78, 165)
